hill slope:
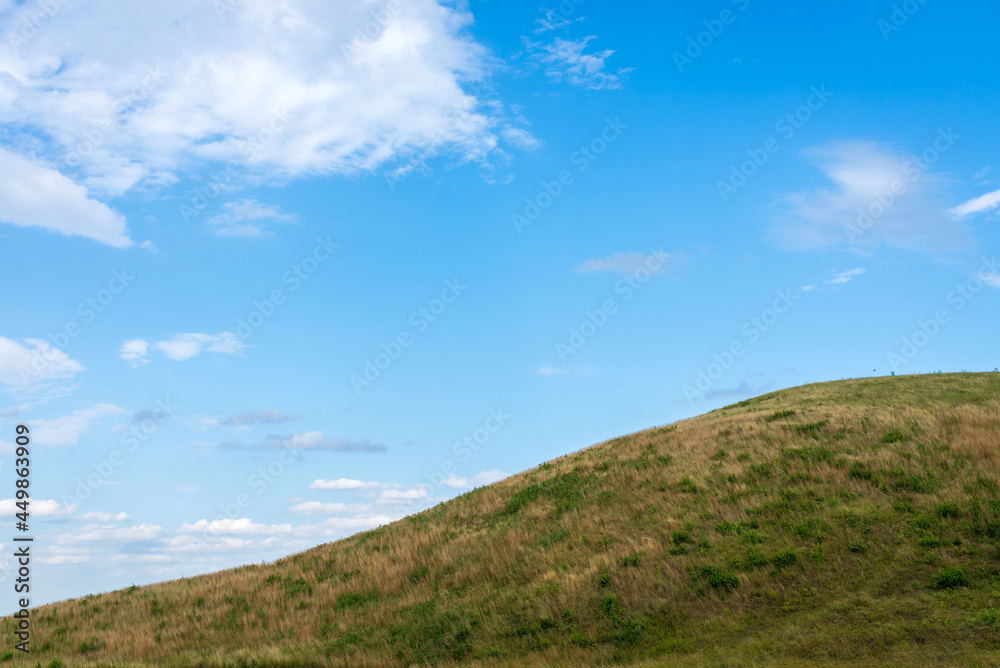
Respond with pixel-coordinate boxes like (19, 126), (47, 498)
(7, 373), (1000, 667)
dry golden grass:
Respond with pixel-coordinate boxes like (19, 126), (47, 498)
(5, 372), (1000, 667)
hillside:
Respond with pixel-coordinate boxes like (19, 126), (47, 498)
(6, 372), (1000, 667)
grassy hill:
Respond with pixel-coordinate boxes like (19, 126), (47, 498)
(7, 372), (1000, 667)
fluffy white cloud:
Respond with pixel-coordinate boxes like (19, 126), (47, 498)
(0, 0), (514, 208)
(0, 336), (85, 396)
(949, 187), (1000, 218)
(206, 199), (298, 238)
(0, 148), (132, 248)
(179, 518), (294, 536)
(119, 339), (150, 367)
(31, 403), (127, 446)
(435, 469), (508, 489)
(0, 498), (77, 517)
(770, 140), (971, 254)
(155, 332), (246, 361)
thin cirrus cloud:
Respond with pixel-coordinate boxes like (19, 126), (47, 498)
(206, 200), (299, 238)
(769, 140), (972, 255)
(29, 404), (127, 447)
(223, 409), (299, 426)
(120, 333), (246, 365)
(219, 431), (387, 453)
(0, 0), (526, 247)
(0, 336), (85, 397)
(575, 250), (670, 274)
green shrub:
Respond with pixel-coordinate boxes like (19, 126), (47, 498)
(598, 572), (612, 587)
(936, 503), (960, 519)
(881, 429), (907, 443)
(715, 520), (738, 535)
(410, 566), (430, 582)
(767, 410), (796, 421)
(698, 565), (739, 592)
(672, 529), (692, 545)
(621, 552), (642, 567)
(849, 540), (868, 553)
(918, 536), (946, 549)
(741, 530), (765, 544)
(772, 549), (799, 569)
(929, 567), (968, 590)
(677, 476), (699, 493)
(79, 637), (107, 653)
(743, 549), (769, 570)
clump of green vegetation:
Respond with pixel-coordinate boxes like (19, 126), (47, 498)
(881, 429), (907, 443)
(697, 565), (739, 592)
(929, 567), (968, 590)
(621, 552), (642, 567)
(772, 549), (799, 570)
(766, 409), (797, 421)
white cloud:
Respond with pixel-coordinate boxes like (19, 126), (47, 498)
(177, 485), (197, 493)
(575, 250), (670, 274)
(523, 35), (632, 90)
(221, 432), (386, 452)
(77, 511), (132, 522)
(0, 148), (132, 248)
(433, 469), (508, 490)
(983, 273), (1000, 289)
(287, 501), (371, 514)
(119, 339), (150, 367)
(826, 268), (865, 285)
(0, 0), (512, 204)
(154, 332), (246, 362)
(223, 409), (298, 426)
(206, 199), (298, 238)
(0, 336), (85, 396)
(471, 469), (508, 486)
(179, 518), (293, 536)
(309, 478), (389, 491)
(770, 140), (971, 255)
(949, 187), (1000, 219)
(0, 498), (76, 517)
(31, 403), (127, 446)
(57, 523), (164, 543)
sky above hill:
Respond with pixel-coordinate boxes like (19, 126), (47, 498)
(0, 0), (998, 609)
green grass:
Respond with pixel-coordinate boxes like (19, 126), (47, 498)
(6, 372), (1000, 667)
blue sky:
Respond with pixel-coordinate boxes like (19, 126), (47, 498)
(0, 0), (998, 609)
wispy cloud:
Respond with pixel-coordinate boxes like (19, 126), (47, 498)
(949, 188), (1000, 219)
(121, 333), (246, 365)
(770, 140), (971, 255)
(220, 432), (386, 453)
(30, 404), (127, 447)
(0, 336), (85, 398)
(206, 200), (299, 238)
(223, 409), (299, 426)
(575, 250), (670, 274)
(523, 35), (633, 90)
